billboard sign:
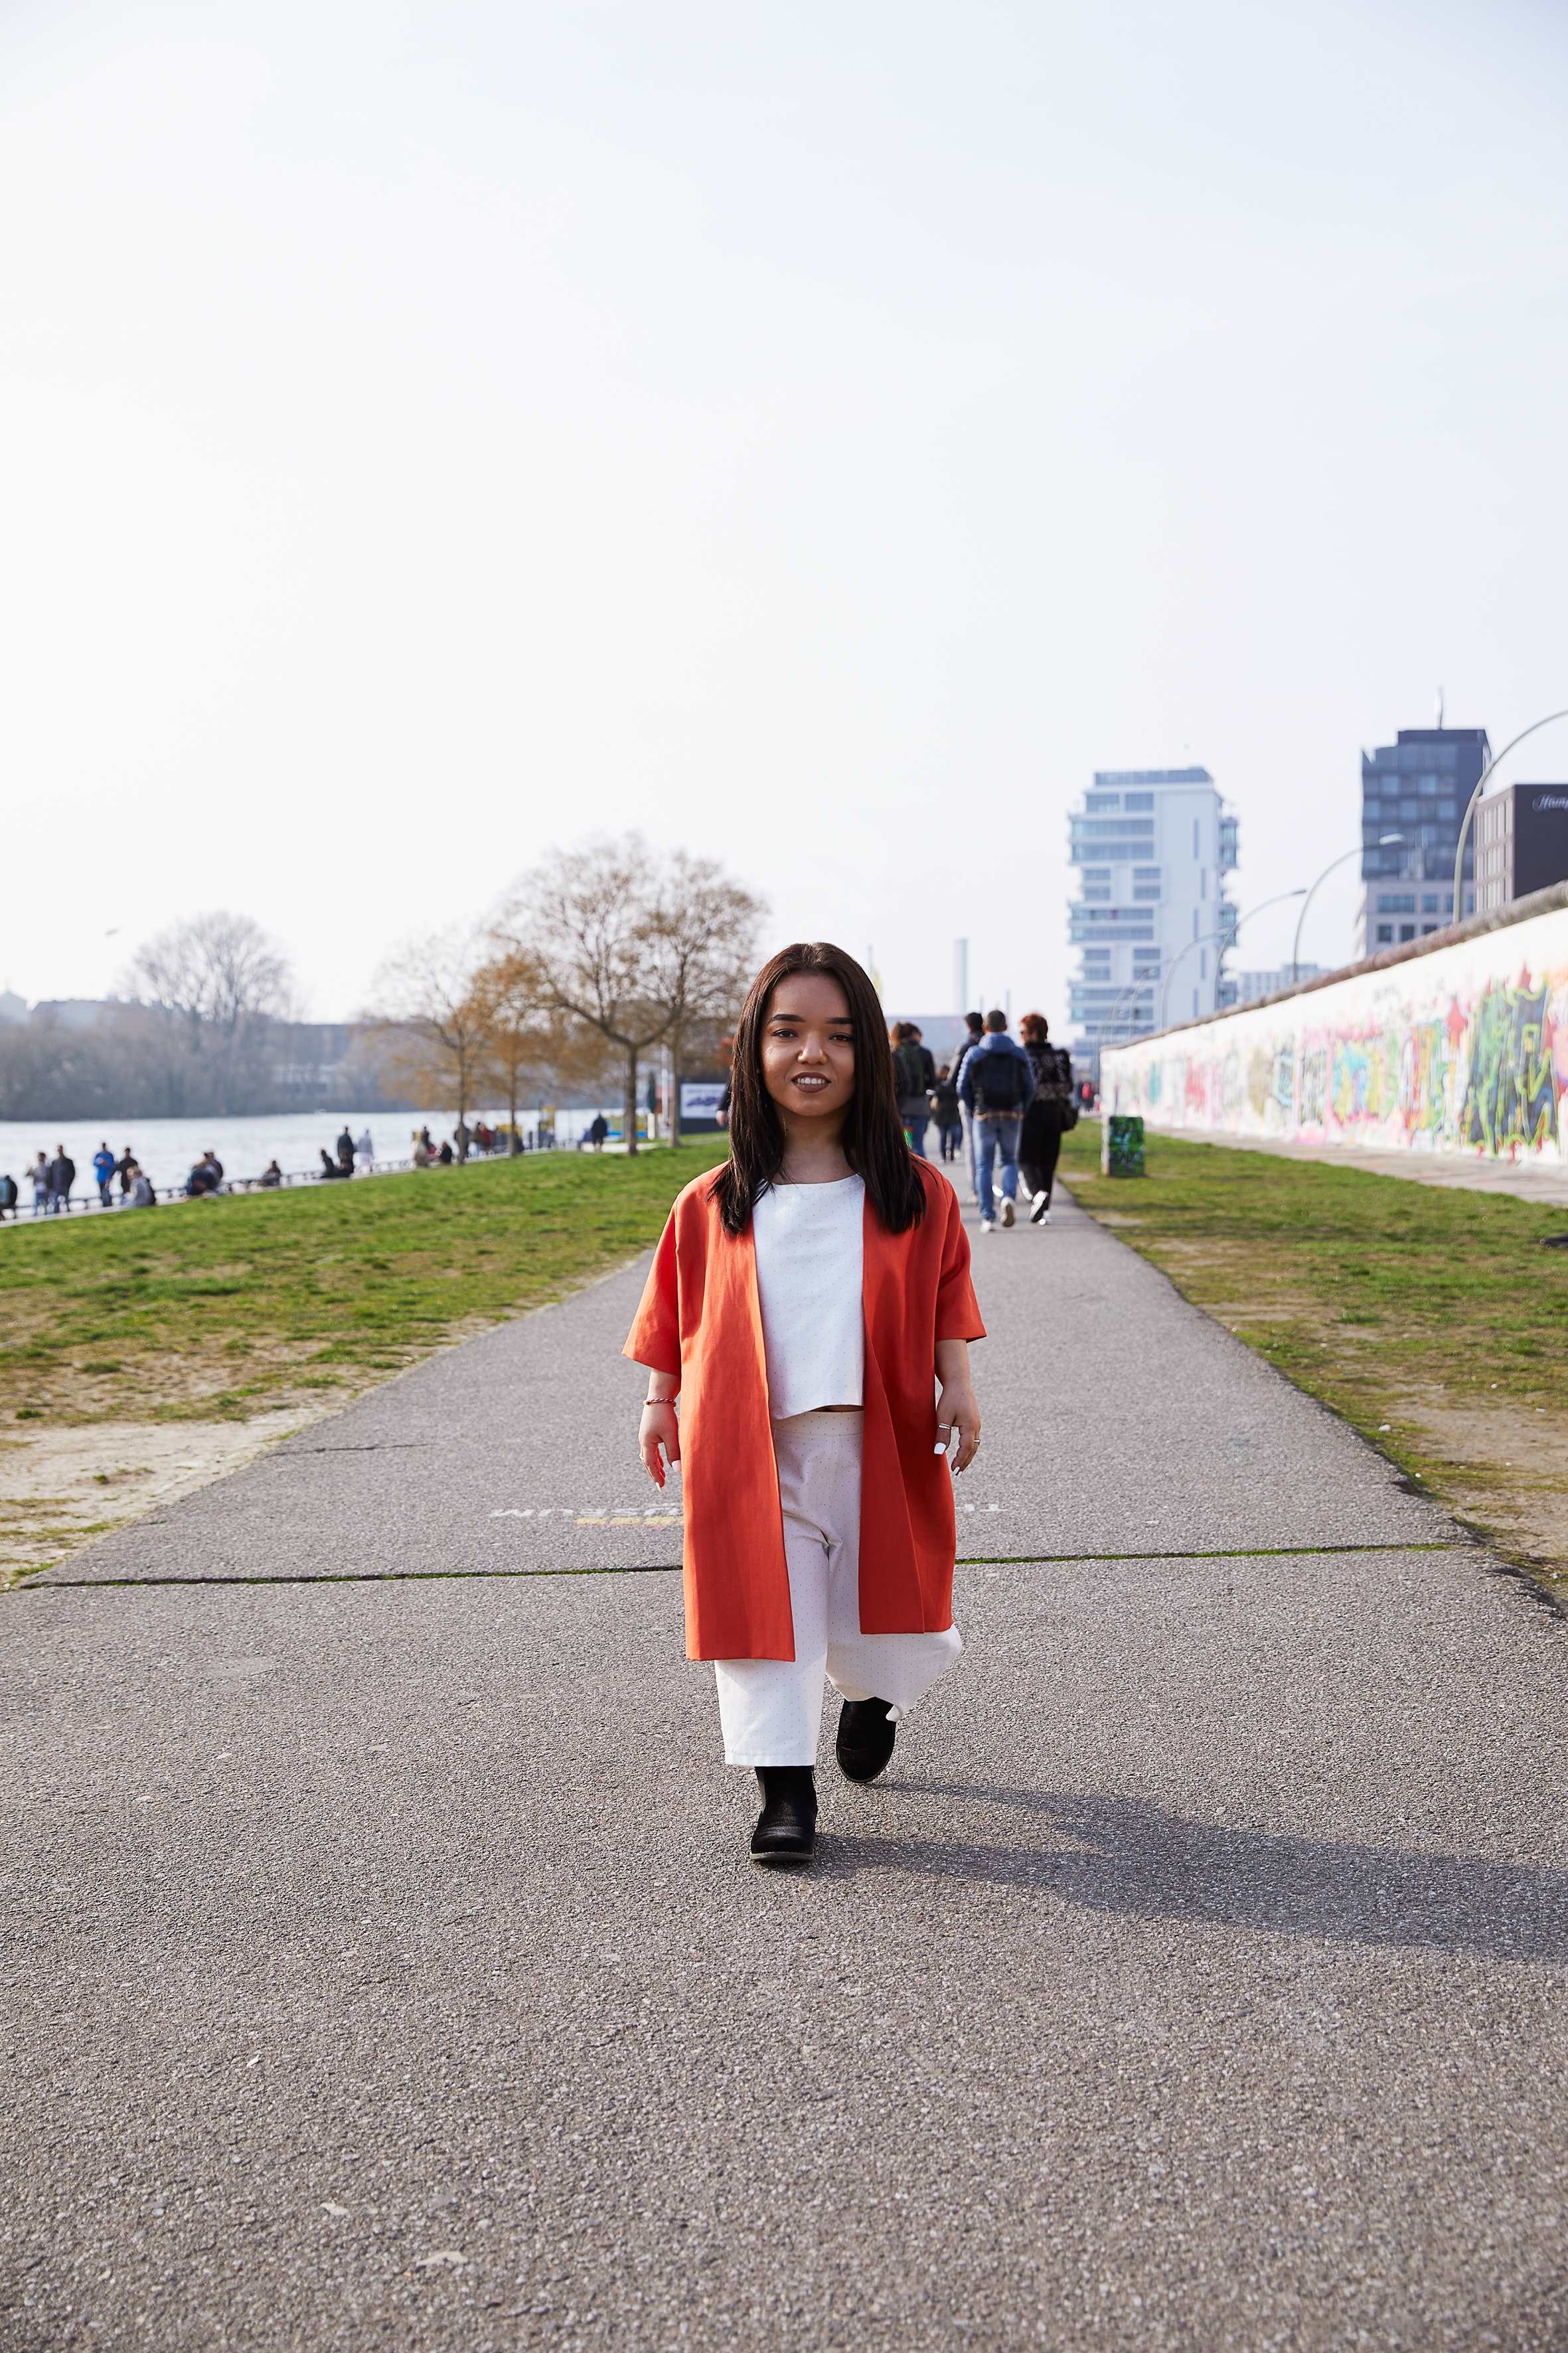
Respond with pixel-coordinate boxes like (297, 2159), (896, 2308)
(680, 1080), (728, 1127)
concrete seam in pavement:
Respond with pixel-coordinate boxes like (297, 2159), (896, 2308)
(23, 1536), (1475, 1591)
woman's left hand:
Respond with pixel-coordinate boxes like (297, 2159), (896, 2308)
(935, 1380), (981, 1473)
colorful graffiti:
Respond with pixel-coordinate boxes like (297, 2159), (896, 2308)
(1103, 903), (1568, 1170)
(1102, 1113), (1146, 1177)
(1462, 976), (1555, 1155)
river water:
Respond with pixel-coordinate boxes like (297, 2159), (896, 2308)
(0, 1105), (625, 1205)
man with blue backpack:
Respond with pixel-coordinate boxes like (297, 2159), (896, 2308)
(957, 1009), (1034, 1232)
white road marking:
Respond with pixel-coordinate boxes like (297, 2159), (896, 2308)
(491, 1499), (1000, 1524)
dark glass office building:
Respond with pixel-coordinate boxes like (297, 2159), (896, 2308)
(1474, 782), (1568, 913)
(1356, 726), (1489, 955)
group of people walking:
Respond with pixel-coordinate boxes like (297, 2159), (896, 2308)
(892, 1009), (1075, 1231)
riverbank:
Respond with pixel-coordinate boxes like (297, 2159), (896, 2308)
(0, 1105), (638, 1204)
(1058, 1121), (1568, 1590)
(0, 1142), (724, 1584)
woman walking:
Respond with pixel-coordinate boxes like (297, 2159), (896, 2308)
(1018, 1013), (1075, 1226)
(625, 942), (984, 1867)
(929, 1063), (962, 1161)
(890, 1022), (933, 1157)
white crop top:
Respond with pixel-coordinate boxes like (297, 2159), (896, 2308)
(751, 1175), (865, 1419)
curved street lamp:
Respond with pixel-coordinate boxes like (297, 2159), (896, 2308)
(1098, 975), (1151, 1055)
(1450, 708), (1568, 930)
(1291, 833), (1404, 985)
(1159, 889), (1306, 1031)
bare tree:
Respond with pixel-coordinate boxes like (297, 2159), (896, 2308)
(499, 839), (667, 1155)
(362, 927), (495, 1137)
(647, 850), (765, 1142)
(123, 910), (297, 1115)
(127, 911), (296, 1034)
(501, 836), (763, 1155)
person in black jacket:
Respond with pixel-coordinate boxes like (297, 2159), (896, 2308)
(47, 1147), (76, 1213)
(890, 1022), (932, 1157)
(958, 1014), (1035, 1228)
(0, 1171), (17, 1221)
(929, 1065), (962, 1161)
(1018, 1013), (1074, 1226)
(949, 1012), (986, 1203)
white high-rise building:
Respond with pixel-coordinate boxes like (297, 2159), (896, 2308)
(1066, 767), (1239, 1066)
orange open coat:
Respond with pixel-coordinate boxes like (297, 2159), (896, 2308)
(623, 1158), (985, 1661)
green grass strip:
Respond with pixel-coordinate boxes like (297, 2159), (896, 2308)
(1056, 1122), (1568, 1588)
(0, 1143), (728, 1429)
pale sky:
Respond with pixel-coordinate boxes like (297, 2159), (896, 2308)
(4, 0), (1566, 1023)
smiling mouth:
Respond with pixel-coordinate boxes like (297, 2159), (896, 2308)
(793, 1075), (831, 1090)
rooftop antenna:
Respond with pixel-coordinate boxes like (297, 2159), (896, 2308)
(1435, 685), (1445, 728)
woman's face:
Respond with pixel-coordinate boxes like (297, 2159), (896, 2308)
(760, 971), (856, 1123)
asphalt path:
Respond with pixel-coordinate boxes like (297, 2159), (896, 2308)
(5, 1180), (1567, 2351)
(35, 1181), (1449, 1588)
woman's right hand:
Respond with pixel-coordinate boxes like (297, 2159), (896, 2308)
(639, 1400), (681, 1488)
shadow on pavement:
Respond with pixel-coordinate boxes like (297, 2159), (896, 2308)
(818, 1783), (1568, 1965)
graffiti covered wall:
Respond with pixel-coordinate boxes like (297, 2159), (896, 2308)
(1101, 896), (1568, 1168)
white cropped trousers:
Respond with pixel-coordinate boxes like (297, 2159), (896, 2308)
(714, 1409), (963, 1768)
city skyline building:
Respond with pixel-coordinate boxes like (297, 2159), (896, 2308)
(1065, 766), (1238, 1065)
(1354, 725), (1488, 957)
(1473, 782), (1568, 915)
(1231, 963), (1324, 1009)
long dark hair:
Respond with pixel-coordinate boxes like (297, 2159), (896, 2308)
(712, 941), (925, 1236)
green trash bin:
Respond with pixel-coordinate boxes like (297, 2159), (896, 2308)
(1102, 1113), (1145, 1178)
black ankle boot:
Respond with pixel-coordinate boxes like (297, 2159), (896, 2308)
(750, 1767), (817, 1866)
(836, 1697), (896, 1783)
